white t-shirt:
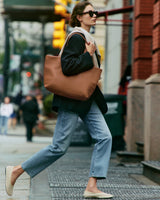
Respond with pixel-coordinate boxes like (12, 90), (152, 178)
(0, 103), (13, 117)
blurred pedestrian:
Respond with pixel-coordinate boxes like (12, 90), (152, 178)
(20, 95), (39, 142)
(8, 104), (17, 129)
(36, 94), (45, 129)
(118, 65), (131, 144)
(14, 91), (23, 124)
(8, 97), (19, 129)
(5, 1), (113, 199)
(36, 94), (44, 119)
(0, 96), (13, 135)
(118, 64), (131, 116)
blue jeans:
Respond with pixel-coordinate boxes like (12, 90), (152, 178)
(0, 116), (9, 135)
(21, 101), (112, 178)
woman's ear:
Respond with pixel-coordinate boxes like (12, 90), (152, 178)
(77, 15), (82, 22)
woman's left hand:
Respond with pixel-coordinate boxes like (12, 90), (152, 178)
(85, 42), (96, 56)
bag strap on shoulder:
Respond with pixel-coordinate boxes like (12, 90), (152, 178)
(59, 32), (87, 56)
(66, 32), (89, 46)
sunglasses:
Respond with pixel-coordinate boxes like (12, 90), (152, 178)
(80, 10), (98, 18)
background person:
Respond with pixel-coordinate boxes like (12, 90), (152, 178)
(14, 91), (23, 124)
(5, 2), (113, 199)
(0, 96), (13, 135)
(118, 64), (131, 145)
(8, 98), (18, 129)
(20, 95), (39, 142)
(36, 94), (45, 129)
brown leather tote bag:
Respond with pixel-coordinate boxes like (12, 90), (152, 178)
(44, 33), (102, 101)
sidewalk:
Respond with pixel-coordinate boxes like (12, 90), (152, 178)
(31, 149), (160, 200)
(1, 124), (160, 200)
(0, 124), (52, 200)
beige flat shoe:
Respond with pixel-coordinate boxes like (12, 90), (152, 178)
(5, 166), (14, 196)
(83, 191), (113, 199)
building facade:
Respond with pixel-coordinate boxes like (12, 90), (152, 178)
(126, 0), (160, 161)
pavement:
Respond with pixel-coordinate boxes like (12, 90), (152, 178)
(1, 123), (160, 200)
(0, 124), (52, 200)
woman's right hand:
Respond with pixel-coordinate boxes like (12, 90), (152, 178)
(85, 42), (96, 57)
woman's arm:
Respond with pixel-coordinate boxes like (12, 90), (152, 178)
(61, 34), (94, 76)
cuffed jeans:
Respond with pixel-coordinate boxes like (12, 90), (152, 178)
(21, 101), (112, 178)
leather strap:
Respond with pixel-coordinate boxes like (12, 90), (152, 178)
(66, 32), (88, 46)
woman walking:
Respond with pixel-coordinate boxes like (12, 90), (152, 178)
(5, 1), (113, 198)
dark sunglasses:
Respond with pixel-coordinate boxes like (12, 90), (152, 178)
(80, 10), (98, 17)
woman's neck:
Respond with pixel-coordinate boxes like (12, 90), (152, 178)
(81, 24), (91, 32)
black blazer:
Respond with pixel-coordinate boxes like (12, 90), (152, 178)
(52, 33), (107, 116)
(20, 100), (39, 123)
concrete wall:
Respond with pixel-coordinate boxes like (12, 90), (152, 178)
(144, 74), (160, 160)
(126, 80), (145, 151)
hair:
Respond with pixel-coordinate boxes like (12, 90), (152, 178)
(69, 1), (93, 27)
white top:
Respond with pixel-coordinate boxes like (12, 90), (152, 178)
(0, 103), (13, 117)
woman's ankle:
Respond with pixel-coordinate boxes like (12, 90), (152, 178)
(11, 165), (24, 185)
(85, 177), (98, 192)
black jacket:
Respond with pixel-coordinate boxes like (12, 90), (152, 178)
(52, 33), (107, 116)
(21, 100), (39, 123)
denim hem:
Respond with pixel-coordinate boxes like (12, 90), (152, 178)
(21, 164), (35, 178)
(89, 175), (106, 179)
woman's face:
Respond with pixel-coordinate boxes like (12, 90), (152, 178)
(78, 5), (97, 31)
